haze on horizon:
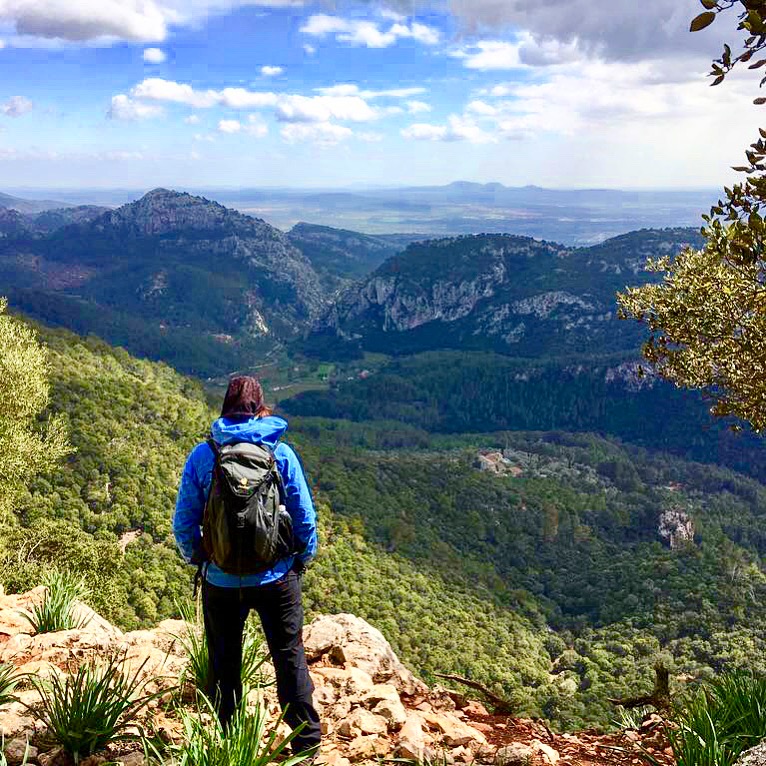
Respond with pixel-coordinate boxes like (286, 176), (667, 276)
(0, 0), (759, 190)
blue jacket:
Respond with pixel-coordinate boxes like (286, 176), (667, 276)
(173, 415), (318, 587)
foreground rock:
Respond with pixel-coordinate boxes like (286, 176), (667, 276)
(0, 589), (673, 766)
(737, 742), (766, 766)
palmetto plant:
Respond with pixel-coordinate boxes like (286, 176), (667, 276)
(28, 652), (163, 764)
(20, 570), (90, 634)
(174, 599), (272, 696)
(166, 691), (308, 766)
(649, 672), (766, 766)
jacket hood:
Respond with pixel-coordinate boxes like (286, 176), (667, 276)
(210, 415), (288, 449)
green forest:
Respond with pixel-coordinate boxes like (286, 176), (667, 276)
(3, 316), (766, 732)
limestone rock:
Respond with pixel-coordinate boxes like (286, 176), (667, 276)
(463, 700), (490, 717)
(495, 743), (535, 766)
(117, 751), (147, 766)
(372, 698), (408, 731)
(531, 739), (560, 765)
(423, 711), (488, 749)
(736, 742), (766, 766)
(345, 734), (390, 762)
(346, 708), (388, 736)
(397, 712), (432, 761)
(3, 737), (37, 765)
(304, 614), (426, 695)
(0, 702), (36, 739)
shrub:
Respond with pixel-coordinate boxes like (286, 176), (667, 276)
(29, 652), (162, 763)
(166, 690), (307, 766)
(660, 672), (766, 766)
(20, 570), (90, 634)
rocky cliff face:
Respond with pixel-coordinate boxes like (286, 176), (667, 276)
(317, 229), (702, 357)
(0, 587), (673, 766)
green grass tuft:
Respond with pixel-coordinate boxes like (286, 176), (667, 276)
(660, 672), (766, 766)
(166, 690), (309, 766)
(28, 652), (163, 763)
(0, 664), (21, 707)
(20, 570), (91, 635)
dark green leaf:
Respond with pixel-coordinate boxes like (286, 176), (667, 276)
(690, 11), (716, 31)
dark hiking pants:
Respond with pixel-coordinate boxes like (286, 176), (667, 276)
(201, 570), (321, 754)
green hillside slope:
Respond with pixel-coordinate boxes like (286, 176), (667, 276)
(4, 322), (766, 730)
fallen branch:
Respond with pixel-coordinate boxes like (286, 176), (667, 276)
(608, 663), (671, 711)
(434, 673), (514, 714)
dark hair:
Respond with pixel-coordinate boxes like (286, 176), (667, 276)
(221, 376), (272, 419)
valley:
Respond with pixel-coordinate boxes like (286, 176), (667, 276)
(0, 184), (764, 735)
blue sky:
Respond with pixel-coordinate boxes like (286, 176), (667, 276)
(0, 0), (761, 189)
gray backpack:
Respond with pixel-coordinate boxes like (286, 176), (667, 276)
(202, 439), (295, 574)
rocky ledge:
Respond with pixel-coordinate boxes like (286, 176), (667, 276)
(0, 588), (673, 766)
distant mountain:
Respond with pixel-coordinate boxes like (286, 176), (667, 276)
(0, 191), (71, 214)
(0, 189), (328, 375)
(30, 205), (111, 234)
(286, 222), (402, 294)
(206, 183), (712, 245)
(311, 227), (704, 358)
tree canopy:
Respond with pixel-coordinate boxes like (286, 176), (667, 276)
(0, 298), (70, 519)
(618, 1), (766, 431)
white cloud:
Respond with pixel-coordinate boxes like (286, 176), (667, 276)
(402, 114), (496, 143)
(300, 14), (439, 48)
(118, 77), (418, 134)
(0, 0), (168, 42)
(219, 87), (278, 108)
(132, 78), (220, 108)
(275, 94), (377, 123)
(1, 95), (33, 117)
(315, 84), (426, 99)
(445, 0), (724, 63)
(108, 94), (163, 120)
(281, 121), (352, 144)
(358, 131), (384, 142)
(184, 114), (200, 124)
(454, 40), (523, 71)
(261, 65), (283, 77)
(245, 114), (268, 137)
(401, 123), (446, 141)
(130, 78), (278, 110)
(0, 0), (311, 45)
(303, 43), (316, 55)
(454, 34), (587, 71)
(406, 100), (431, 114)
(466, 100), (496, 116)
(218, 118), (241, 133)
(218, 115), (268, 136)
(143, 47), (166, 63)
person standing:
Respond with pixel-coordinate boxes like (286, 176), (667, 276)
(173, 375), (321, 755)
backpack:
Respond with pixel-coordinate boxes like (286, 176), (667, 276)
(202, 438), (295, 575)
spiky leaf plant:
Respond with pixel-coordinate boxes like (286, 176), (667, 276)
(655, 672), (766, 766)
(20, 570), (90, 634)
(167, 690), (308, 766)
(28, 652), (163, 764)
(0, 663), (22, 706)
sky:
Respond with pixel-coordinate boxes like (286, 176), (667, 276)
(0, 0), (761, 189)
